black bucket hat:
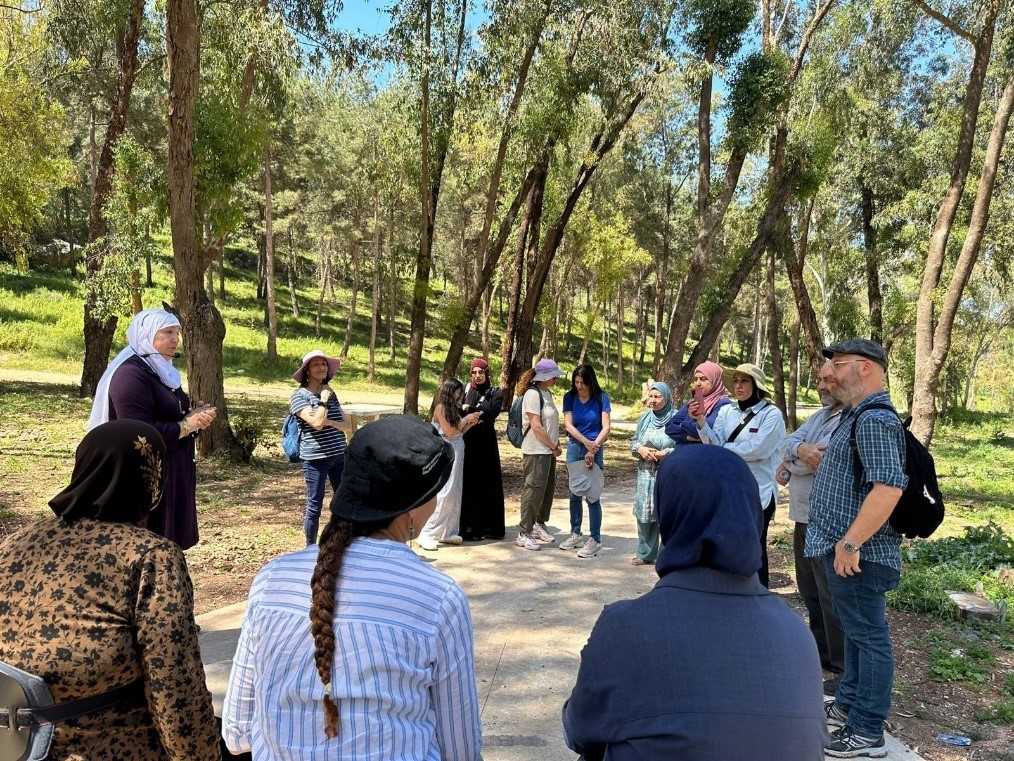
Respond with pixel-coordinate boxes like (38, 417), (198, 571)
(330, 415), (454, 524)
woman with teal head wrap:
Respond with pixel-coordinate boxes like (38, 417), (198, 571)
(629, 381), (677, 564)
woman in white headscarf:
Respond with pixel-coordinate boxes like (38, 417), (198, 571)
(87, 308), (217, 549)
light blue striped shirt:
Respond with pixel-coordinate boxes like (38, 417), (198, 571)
(222, 538), (482, 760)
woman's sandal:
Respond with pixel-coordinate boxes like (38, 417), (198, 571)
(630, 557), (649, 566)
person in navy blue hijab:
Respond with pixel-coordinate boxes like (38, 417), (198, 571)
(562, 446), (828, 761)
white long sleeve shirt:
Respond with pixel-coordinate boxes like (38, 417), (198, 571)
(223, 538), (482, 760)
(698, 399), (786, 509)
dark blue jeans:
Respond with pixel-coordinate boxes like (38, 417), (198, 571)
(567, 440), (603, 542)
(302, 455), (345, 545)
(822, 556), (900, 738)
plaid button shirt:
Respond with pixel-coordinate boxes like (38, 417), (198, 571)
(804, 391), (908, 571)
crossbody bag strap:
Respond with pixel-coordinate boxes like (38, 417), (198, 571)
(2, 677), (145, 730)
(726, 408), (759, 444)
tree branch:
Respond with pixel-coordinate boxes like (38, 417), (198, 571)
(911, 0), (975, 43)
(791, 0), (838, 82)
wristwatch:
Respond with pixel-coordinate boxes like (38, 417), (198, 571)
(841, 539), (862, 554)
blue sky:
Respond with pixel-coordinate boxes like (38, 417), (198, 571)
(335, 0), (392, 35)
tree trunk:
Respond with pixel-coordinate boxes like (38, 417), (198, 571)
(341, 233), (361, 358)
(130, 270), (142, 314)
(765, 247), (786, 419)
(218, 248), (225, 303)
(499, 165), (545, 398)
(403, 0), (468, 414)
(263, 145), (278, 362)
(860, 181), (882, 343)
(782, 197), (824, 374)
(652, 173), (673, 376)
(80, 0), (146, 398)
(436, 10), (546, 386)
(65, 189), (76, 277)
(144, 221), (154, 286)
(912, 68), (1014, 445)
(387, 202), (397, 361)
(369, 197), (382, 382)
(167, 0), (240, 459)
(669, 168), (797, 393)
(616, 287), (625, 384)
(286, 231), (299, 316)
(787, 316), (800, 429)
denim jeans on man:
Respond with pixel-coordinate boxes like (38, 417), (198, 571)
(567, 440), (603, 542)
(822, 556), (900, 738)
(302, 455), (345, 544)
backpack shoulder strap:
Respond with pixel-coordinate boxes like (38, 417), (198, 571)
(521, 386), (543, 437)
(849, 402), (901, 441)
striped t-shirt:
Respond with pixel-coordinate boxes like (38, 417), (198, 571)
(222, 538), (482, 760)
(289, 387), (347, 461)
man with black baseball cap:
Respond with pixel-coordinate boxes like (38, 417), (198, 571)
(804, 340), (906, 758)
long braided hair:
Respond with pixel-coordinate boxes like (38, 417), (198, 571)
(309, 512), (388, 738)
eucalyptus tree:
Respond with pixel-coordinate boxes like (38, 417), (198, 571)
(387, 0), (473, 414)
(497, 0), (679, 397)
(432, 0), (558, 393)
(50, 0), (149, 397)
(581, 212), (652, 383)
(910, 0), (1014, 445)
(658, 0), (838, 395)
(655, 0), (755, 385)
(0, 7), (72, 259)
(166, 0), (336, 456)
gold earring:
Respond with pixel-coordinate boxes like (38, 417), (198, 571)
(409, 519), (415, 541)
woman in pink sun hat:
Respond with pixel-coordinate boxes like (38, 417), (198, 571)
(290, 350), (354, 545)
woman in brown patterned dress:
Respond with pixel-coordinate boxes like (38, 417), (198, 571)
(0, 420), (221, 760)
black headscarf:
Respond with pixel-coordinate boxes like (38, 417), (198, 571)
(49, 419), (167, 524)
(738, 379), (762, 410)
(654, 445), (763, 578)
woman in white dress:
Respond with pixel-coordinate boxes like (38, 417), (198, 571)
(417, 378), (481, 551)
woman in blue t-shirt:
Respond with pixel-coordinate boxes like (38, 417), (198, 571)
(561, 364), (611, 558)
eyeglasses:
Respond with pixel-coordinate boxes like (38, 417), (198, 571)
(831, 359), (867, 368)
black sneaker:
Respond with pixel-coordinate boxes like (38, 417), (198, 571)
(824, 698), (849, 729)
(823, 676), (842, 696)
(825, 726), (887, 758)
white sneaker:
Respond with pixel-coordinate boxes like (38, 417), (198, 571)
(439, 535), (463, 545)
(559, 532), (584, 550)
(417, 537), (439, 551)
(515, 532), (541, 551)
(577, 538), (602, 558)
(531, 523), (555, 543)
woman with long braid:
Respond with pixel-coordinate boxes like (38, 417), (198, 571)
(222, 416), (482, 759)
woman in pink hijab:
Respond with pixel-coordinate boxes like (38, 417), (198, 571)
(664, 362), (731, 443)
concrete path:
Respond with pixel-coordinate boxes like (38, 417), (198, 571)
(198, 487), (925, 761)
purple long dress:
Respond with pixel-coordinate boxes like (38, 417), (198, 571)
(108, 355), (199, 549)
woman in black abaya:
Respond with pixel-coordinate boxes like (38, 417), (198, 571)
(459, 358), (506, 540)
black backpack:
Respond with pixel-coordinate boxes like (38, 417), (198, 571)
(849, 403), (944, 539)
